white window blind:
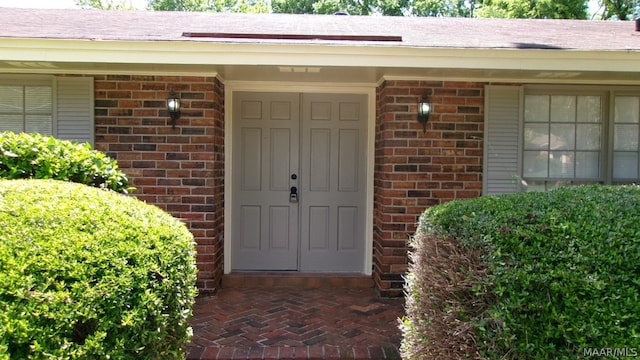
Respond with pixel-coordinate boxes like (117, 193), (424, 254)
(0, 84), (53, 135)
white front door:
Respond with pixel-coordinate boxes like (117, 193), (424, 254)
(231, 92), (367, 272)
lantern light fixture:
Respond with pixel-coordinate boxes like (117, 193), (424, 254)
(417, 96), (432, 133)
(167, 90), (181, 128)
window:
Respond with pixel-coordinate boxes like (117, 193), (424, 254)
(0, 81), (53, 135)
(523, 93), (603, 191)
(0, 76), (94, 144)
(613, 95), (640, 181)
(483, 85), (640, 195)
(520, 89), (640, 191)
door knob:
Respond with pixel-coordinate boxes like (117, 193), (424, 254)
(289, 186), (298, 203)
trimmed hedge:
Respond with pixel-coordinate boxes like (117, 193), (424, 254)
(0, 179), (197, 359)
(402, 185), (640, 359)
(0, 132), (130, 193)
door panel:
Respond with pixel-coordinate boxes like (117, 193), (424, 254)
(309, 129), (331, 191)
(232, 92), (300, 270)
(308, 206), (330, 249)
(270, 128), (292, 190)
(337, 206), (357, 250)
(338, 129), (359, 191)
(240, 128), (262, 190)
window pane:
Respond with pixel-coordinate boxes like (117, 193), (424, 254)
(25, 115), (53, 135)
(549, 151), (574, 178)
(613, 152), (639, 179)
(0, 86), (23, 113)
(523, 150), (548, 178)
(524, 95), (549, 122)
(577, 96), (601, 123)
(25, 86), (52, 114)
(524, 124), (549, 150)
(576, 124), (601, 151)
(615, 96), (639, 123)
(614, 124), (639, 151)
(0, 114), (23, 132)
(550, 96), (575, 123)
(575, 152), (600, 178)
(550, 124), (575, 150)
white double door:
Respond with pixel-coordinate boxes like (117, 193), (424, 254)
(231, 92), (367, 272)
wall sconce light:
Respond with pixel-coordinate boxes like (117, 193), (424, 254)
(167, 90), (181, 128)
(417, 96), (432, 133)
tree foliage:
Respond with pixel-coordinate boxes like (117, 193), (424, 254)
(271, 0), (410, 15)
(271, 0), (315, 13)
(593, 0), (638, 19)
(80, 0), (595, 19)
(475, 0), (588, 19)
(75, 0), (137, 9)
(412, 0), (474, 17)
(148, 0), (269, 12)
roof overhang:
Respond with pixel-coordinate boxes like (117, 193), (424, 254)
(1, 38), (639, 85)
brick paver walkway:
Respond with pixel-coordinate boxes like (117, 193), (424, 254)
(187, 287), (404, 360)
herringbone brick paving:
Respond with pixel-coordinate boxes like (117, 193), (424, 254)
(187, 288), (404, 359)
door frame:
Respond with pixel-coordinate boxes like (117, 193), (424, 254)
(224, 81), (376, 275)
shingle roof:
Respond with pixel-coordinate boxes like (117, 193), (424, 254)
(1, 7), (639, 51)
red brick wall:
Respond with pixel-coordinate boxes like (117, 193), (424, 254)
(93, 75), (224, 294)
(374, 80), (484, 297)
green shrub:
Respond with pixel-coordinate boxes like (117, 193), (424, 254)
(0, 179), (198, 359)
(403, 185), (640, 359)
(400, 231), (486, 359)
(0, 132), (130, 193)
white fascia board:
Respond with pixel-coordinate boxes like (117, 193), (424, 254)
(1, 38), (639, 73)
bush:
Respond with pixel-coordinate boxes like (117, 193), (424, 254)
(402, 185), (640, 359)
(0, 132), (130, 193)
(400, 231), (486, 359)
(0, 179), (198, 359)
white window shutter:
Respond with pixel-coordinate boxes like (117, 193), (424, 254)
(483, 85), (522, 195)
(55, 77), (94, 145)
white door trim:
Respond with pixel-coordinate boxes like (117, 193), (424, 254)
(224, 81), (376, 275)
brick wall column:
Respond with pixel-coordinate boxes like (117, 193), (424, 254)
(374, 80), (484, 297)
(93, 75), (224, 295)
